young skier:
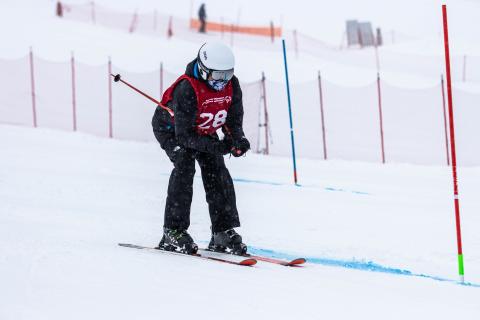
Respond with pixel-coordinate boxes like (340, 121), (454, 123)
(152, 42), (250, 255)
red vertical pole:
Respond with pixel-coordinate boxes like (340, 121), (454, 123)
(29, 47), (37, 128)
(261, 72), (270, 155)
(375, 44), (380, 72)
(167, 16), (173, 38)
(270, 21), (275, 43)
(160, 62), (164, 97)
(376, 72), (386, 164)
(440, 74), (450, 166)
(129, 10), (138, 33)
(318, 71), (327, 160)
(442, 4), (464, 282)
(71, 52), (77, 132)
(108, 57), (113, 138)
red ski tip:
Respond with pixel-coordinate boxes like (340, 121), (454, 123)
(239, 258), (257, 266)
(288, 258), (306, 266)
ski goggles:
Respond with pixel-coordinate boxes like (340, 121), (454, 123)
(197, 59), (234, 81)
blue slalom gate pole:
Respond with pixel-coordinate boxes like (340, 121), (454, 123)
(282, 39), (298, 185)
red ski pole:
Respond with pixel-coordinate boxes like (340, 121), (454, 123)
(110, 73), (173, 117)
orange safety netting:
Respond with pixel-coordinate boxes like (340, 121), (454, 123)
(189, 19), (282, 37)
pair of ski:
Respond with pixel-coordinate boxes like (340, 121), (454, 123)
(118, 243), (306, 267)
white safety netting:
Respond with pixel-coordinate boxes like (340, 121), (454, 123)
(1, 54), (480, 166)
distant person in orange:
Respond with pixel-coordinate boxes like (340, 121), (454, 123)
(198, 3), (206, 33)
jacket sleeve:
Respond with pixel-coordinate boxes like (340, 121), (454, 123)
(172, 80), (224, 154)
(224, 76), (246, 141)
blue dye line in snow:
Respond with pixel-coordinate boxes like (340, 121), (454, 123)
(248, 246), (480, 288)
(232, 178), (369, 195)
(159, 172), (369, 195)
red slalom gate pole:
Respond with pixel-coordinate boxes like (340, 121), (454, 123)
(108, 58), (113, 138)
(442, 4), (465, 283)
(71, 52), (77, 132)
(29, 47), (37, 128)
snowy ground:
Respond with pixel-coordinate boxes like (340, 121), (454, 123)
(2, 0), (480, 319)
(1, 124), (479, 319)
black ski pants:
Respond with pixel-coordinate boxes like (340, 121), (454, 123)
(163, 147), (240, 233)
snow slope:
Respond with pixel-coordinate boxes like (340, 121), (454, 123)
(1, 124), (479, 319)
(1, 1), (480, 319)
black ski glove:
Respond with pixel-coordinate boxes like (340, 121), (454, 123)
(231, 137), (250, 157)
(208, 139), (232, 155)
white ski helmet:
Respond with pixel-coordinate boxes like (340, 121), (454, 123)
(197, 42), (235, 82)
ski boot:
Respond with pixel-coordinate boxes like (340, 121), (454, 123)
(208, 228), (247, 255)
(157, 228), (198, 254)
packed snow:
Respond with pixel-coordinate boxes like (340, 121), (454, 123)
(1, 125), (479, 319)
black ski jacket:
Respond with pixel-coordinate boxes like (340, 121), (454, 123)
(152, 59), (245, 155)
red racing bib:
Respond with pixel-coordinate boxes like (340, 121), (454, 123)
(161, 75), (233, 135)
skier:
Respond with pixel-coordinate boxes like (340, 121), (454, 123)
(152, 42), (250, 255)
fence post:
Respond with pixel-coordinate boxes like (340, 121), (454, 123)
(108, 57), (113, 138)
(29, 47), (37, 128)
(376, 72), (386, 163)
(71, 52), (77, 132)
(293, 29), (299, 59)
(318, 71), (327, 160)
(440, 74), (450, 165)
(270, 21), (275, 43)
(129, 9), (138, 33)
(167, 16), (173, 38)
(261, 72), (270, 155)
